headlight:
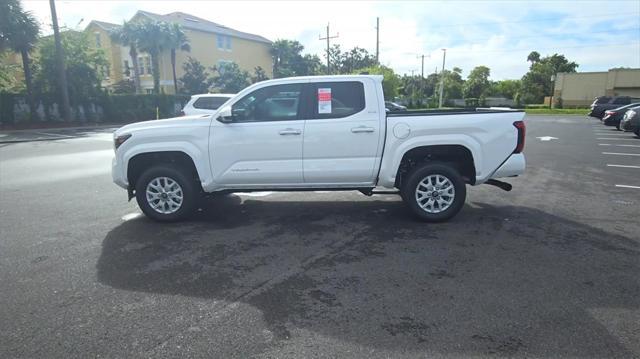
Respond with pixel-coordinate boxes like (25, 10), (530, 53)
(114, 133), (132, 150)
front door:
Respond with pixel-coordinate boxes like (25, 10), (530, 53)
(210, 83), (305, 187)
(303, 80), (382, 184)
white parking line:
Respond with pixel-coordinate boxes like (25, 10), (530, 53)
(596, 138), (639, 141)
(615, 184), (640, 189)
(33, 131), (75, 138)
(593, 132), (629, 136)
(602, 152), (640, 156)
(607, 164), (640, 169)
(599, 144), (640, 148)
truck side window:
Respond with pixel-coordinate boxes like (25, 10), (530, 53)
(231, 84), (302, 122)
(311, 81), (365, 119)
(193, 97), (229, 110)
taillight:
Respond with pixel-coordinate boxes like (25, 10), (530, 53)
(513, 121), (525, 153)
(179, 110), (185, 116)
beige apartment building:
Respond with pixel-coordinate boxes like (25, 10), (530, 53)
(86, 10), (273, 94)
(553, 68), (640, 107)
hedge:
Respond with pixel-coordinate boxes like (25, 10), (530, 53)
(0, 93), (189, 125)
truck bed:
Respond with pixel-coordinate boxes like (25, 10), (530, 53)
(387, 108), (524, 117)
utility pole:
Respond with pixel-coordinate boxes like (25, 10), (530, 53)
(438, 48), (447, 108)
(319, 23), (339, 75)
(49, 0), (71, 121)
(416, 54), (429, 78)
(375, 17), (379, 63)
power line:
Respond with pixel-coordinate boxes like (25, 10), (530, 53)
(385, 12), (640, 30)
(447, 42), (639, 55)
(417, 27), (640, 45)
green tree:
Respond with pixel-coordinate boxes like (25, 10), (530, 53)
(110, 21), (143, 93)
(34, 31), (107, 101)
(521, 52), (578, 103)
(136, 21), (172, 93)
(111, 79), (135, 94)
(251, 66), (269, 83)
(211, 62), (250, 93)
(355, 65), (400, 100)
(443, 67), (464, 100)
(527, 51), (540, 65)
(270, 39), (323, 77)
(0, 51), (23, 92)
(0, 0), (40, 119)
(166, 23), (190, 94)
(463, 66), (491, 99)
(179, 56), (212, 95)
(326, 44), (378, 74)
(491, 79), (521, 99)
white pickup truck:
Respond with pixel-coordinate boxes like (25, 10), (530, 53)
(112, 75), (525, 222)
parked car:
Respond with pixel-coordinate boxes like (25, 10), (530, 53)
(113, 75), (526, 223)
(385, 101), (408, 112)
(619, 105), (640, 136)
(589, 96), (638, 119)
(180, 94), (235, 116)
(602, 103), (640, 130)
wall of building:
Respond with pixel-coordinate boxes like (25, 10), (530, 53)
(554, 69), (640, 107)
(86, 23), (124, 88)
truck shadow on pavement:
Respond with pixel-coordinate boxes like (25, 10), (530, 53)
(97, 195), (639, 357)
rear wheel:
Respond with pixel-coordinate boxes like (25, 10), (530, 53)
(135, 165), (199, 222)
(401, 162), (466, 222)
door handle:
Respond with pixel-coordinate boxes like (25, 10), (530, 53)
(351, 126), (375, 133)
(279, 128), (302, 135)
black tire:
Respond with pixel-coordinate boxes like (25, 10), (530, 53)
(135, 165), (199, 222)
(635, 129), (640, 137)
(616, 122), (621, 131)
(401, 162), (466, 222)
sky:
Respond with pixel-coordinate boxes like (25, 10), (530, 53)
(22, 0), (640, 80)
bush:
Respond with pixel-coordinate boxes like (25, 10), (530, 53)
(103, 94), (189, 123)
(0, 93), (189, 125)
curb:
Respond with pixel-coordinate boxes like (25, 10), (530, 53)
(0, 124), (120, 134)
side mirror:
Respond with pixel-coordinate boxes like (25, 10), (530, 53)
(216, 106), (233, 123)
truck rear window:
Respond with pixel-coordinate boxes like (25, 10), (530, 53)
(311, 82), (365, 119)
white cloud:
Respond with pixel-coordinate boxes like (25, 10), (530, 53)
(22, 0), (640, 80)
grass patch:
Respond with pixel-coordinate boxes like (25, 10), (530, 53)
(524, 108), (589, 115)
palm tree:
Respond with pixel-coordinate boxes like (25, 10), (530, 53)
(167, 23), (190, 94)
(110, 21), (142, 94)
(137, 21), (172, 94)
(1, 0), (40, 120)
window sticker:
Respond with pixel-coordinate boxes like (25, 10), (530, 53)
(318, 88), (332, 114)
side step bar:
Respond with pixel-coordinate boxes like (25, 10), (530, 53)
(485, 179), (512, 191)
(359, 189), (401, 196)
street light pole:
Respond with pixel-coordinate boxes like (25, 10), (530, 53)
(438, 49), (447, 108)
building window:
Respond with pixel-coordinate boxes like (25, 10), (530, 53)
(217, 34), (232, 51)
(145, 57), (152, 75)
(138, 56), (152, 75)
(95, 33), (101, 47)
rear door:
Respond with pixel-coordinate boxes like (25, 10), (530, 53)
(302, 79), (382, 185)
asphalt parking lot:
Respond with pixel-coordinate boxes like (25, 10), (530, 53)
(0, 115), (638, 358)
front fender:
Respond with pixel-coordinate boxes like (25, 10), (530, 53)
(119, 142), (212, 188)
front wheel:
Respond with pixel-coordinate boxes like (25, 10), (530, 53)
(401, 163), (467, 222)
(135, 165), (199, 222)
